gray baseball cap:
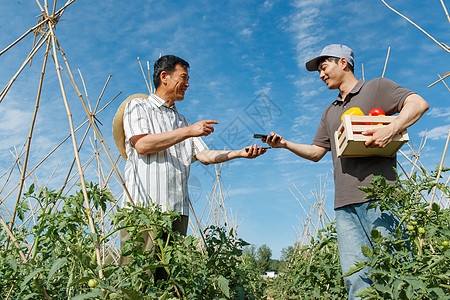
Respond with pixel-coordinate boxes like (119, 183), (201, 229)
(305, 44), (354, 71)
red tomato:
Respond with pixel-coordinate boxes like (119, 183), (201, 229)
(368, 108), (385, 116)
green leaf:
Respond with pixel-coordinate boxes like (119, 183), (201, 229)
(6, 255), (18, 272)
(216, 275), (230, 297)
(121, 288), (143, 300)
(361, 244), (373, 258)
(20, 268), (44, 292)
(372, 282), (392, 294)
(70, 289), (103, 300)
(46, 257), (69, 285)
(23, 293), (40, 300)
(235, 285), (245, 300)
(28, 184), (35, 195)
(370, 228), (382, 242)
(69, 276), (92, 287)
(183, 235), (194, 246)
(431, 202), (440, 213)
(342, 261), (368, 277)
(405, 278), (426, 291)
(428, 287), (446, 298)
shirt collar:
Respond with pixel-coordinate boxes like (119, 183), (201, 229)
(335, 79), (365, 104)
(149, 93), (176, 110)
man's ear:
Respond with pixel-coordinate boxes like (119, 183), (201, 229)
(160, 71), (168, 85)
(339, 58), (349, 71)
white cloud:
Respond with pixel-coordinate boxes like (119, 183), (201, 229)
(254, 84), (272, 96)
(427, 107), (450, 119)
(240, 28), (253, 37)
(264, 1), (273, 8)
(420, 124), (450, 140)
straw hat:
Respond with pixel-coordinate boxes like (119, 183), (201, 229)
(112, 93), (149, 160)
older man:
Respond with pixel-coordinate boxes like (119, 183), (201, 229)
(119, 55), (266, 271)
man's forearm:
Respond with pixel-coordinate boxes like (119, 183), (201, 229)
(195, 149), (240, 165)
(132, 127), (191, 155)
(391, 94), (429, 134)
(285, 142), (328, 162)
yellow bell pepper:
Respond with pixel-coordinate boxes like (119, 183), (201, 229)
(341, 107), (364, 122)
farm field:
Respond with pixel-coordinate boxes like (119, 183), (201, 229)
(1, 0), (449, 299)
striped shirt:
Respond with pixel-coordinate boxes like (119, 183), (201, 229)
(122, 94), (208, 215)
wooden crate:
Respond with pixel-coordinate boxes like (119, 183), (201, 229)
(334, 115), (409, 158)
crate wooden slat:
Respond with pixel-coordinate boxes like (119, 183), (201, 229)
(334, 115), (409, 158)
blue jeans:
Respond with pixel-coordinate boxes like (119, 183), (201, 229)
(335, 200), (398, 300)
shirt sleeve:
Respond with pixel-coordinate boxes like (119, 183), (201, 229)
(191, 137), (209, 163)
(123, 99), (151, 141)
(376, 78), (415, 114)
(182, 116), (210, 163)
(312, 107), (331, 150)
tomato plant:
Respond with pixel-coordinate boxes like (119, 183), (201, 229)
(267, 222), (347, 299)
(346, 169), (450, 299)
(0, 183), (266, 299)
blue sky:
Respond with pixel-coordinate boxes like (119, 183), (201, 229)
(1, 0), (450, 259)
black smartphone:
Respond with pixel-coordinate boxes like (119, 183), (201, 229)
(253, 133), (270, 139)
(245, 146), (271, 152)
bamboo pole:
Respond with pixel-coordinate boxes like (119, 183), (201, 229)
(7, 35), (52, 247)
(78, 69), (93, 112)
(138, 57), (151, 94)
(0, 0), (75, 57)
(0, 19), (48, 57)
(0, 32), (50, 103)
(418, 130), (450, 249)
(0, 116), (95, 208)
(381, 46), (390, 78)
(35, 0), (45, 14)
(0, 215), (27, 262)
(380, 0), (450, 53)
(428, 71), (450, 88)
(54, 39), (133, 204)
(94, 75), (113, 114)
(441, 0), (450, 24)
(428, 130), (450, 209)
(47, 21), (104, 278)
(361, 62), (365, 81)
(437, 73), (450, 92)
(147, 60), (154, 94)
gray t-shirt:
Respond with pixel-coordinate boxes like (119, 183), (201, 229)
(312, 78), (415, 209)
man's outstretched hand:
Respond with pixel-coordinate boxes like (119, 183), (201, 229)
(240, 144), (268, 159)
(265, 132), (287, 148)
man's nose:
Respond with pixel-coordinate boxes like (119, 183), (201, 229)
(319, 70), (326, 79)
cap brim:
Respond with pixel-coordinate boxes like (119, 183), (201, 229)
(112, 93), (149, 160)
(305, 56), (326, 71)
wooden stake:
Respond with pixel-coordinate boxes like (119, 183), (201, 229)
(0, 33), (50, 103)
(381, 0), (450, 53)
(7, 34), (52, 248)
(440, 0), (450, 24)
(381, 46), (390, 78)
(138, 57), (151, 94)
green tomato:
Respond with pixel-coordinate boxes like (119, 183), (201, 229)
(88, 279), (98, 288)
(411, 220), (417, 226)
(418, 227), (425, 234)
(407, 225), (415, 231)
(442, 241), (449, 248)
